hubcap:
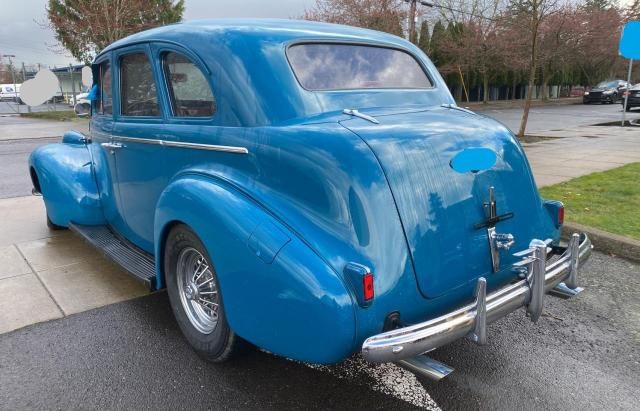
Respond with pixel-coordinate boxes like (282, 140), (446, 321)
(176, 247), (219, 334)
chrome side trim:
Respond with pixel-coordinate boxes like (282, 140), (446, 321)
(112, 135), (249, 154)
(361, 233), (592, 363)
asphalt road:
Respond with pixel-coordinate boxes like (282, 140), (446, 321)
(1, 252), (637, 410)
(1, 104), (639, 409)
(0, 136), (58, 199)
(474, 101), (640, 133)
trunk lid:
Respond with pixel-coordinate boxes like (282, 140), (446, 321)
(340, 106), (550, 299)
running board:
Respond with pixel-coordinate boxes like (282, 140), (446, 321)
(396, 355), (454, 381)
(69, 223), (156, 289)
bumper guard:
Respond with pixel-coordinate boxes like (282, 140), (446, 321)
(362, 233), (592, 363)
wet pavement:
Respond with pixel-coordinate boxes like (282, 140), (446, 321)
(1, 251), (638, 410)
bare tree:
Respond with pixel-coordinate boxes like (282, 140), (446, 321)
(303, 0), (406, 36)
(504, 0), (563, 138)
(435, 0), (508, 103)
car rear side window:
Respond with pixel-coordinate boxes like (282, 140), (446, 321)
(99, 61), (112, 115)
(120, 53), (160, 117)
(162, 52), (215, 117)
(287, 43), (432, 91)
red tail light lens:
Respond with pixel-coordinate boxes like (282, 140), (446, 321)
(363, 273), (374, 301)
(558, 206), (565, 225)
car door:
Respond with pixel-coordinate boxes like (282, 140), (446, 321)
(111, 44), (168, 253)
(89, 56), (129, 235)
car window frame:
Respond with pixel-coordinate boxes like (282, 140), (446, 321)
(160, 50), (217, 120)
(91, 55), (114, 118)
(152, 43), (217, 124)
(114, 44), (164, 122)
(284, 39), (436, 92)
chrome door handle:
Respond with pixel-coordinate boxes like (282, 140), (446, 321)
(101, 142), (124, 154)
(101, 142), (124, 149)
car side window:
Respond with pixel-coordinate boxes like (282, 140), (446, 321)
(99, 61), (112, 115)
(162, 52), (215, 117)
(120, 53), (160, 117)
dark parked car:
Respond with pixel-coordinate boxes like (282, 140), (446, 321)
(583, 80), (629, 104)
(622, 83), (640, 111)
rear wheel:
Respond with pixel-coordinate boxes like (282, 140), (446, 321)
(164, 224), (244, 362)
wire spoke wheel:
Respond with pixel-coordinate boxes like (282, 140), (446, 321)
(176, 247), (219, 334)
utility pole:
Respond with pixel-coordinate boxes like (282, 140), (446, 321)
(21, 62), (31, 112)
(408, 0), (417, 44)
(2, 54), (18, 113)
(403, 1), (435, 44)
(69, 63), (77, 107)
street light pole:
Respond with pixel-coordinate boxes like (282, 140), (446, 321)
(21, 62), (31, 113)
(2, 54), (18, 113)
(408, 0), (417, 44)
(403, 0), (435, 44)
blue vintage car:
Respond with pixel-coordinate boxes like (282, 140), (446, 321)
(29, 19), (592, 379)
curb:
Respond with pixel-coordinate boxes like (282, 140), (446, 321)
(562, 221), (640, 262)
(469, 97), (582, 111)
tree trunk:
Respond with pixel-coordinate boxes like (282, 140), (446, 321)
(512, 75), (517, 101)
(518, 10), (540, 140)
(483, 74), (490, 104)
(518, 61), (537, 139)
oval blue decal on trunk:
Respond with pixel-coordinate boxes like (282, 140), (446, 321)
(450, 147), (497, 173)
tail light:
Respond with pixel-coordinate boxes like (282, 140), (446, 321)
(344, 262), (374, 307)
(363, 272), (375, 301)
(543, 200), (564, 228)
(558, 206), (565, 226)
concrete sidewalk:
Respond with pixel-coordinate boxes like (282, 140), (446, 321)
(522, 125), (640, 186)
(0, 196), (147, 334)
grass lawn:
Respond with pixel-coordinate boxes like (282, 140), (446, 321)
(539, 162), (640, 240)
(20, 111), (84, 121)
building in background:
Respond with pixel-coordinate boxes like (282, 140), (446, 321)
(51, 65), (87, 104)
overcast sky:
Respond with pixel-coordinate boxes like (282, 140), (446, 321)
(0, 0), (316, 68)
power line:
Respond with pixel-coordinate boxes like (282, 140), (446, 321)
(417, 1), (501, 22)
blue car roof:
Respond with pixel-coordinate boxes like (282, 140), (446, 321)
(96, 19), (453, 126)
(98, 18), (409, 56)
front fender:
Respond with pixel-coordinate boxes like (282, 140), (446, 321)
(154, 173), (357, 364)
(28, 142), (104, 226)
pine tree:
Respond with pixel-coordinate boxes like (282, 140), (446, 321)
(417, 21), (430, 55)
(430, 20), (447, 67)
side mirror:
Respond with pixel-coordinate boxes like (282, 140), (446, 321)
(87, 84), (99, 101)
(62, 130), (89, 145)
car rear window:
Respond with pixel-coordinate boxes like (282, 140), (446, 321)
(287, 43), (432, 91)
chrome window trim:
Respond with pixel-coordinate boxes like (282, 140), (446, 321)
(112, 135), (248, 154)
(285, 39), (436, 92)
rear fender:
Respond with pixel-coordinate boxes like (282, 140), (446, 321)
(28, 140), (104, 226)
(154, 173), (356, 364)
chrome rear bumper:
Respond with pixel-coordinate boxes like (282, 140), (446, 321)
(362, 233), (592, 363)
